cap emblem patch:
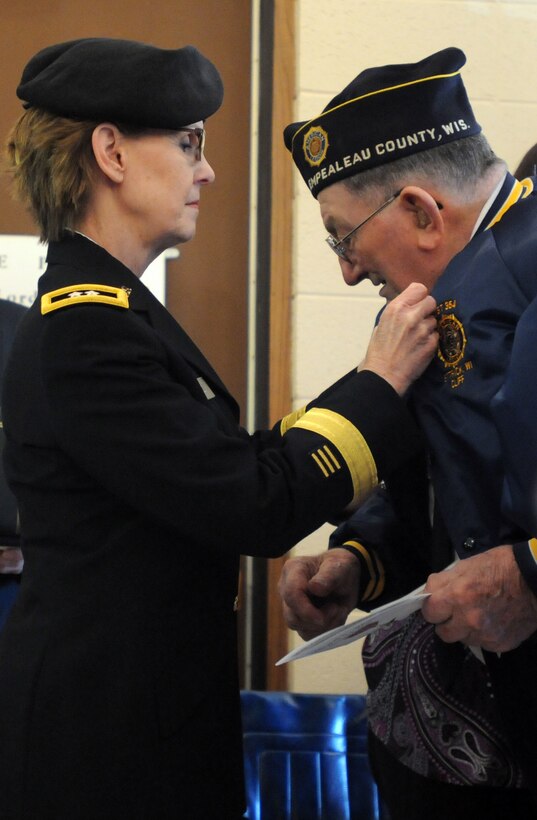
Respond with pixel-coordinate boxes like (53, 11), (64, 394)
(303, 126), (329, 167)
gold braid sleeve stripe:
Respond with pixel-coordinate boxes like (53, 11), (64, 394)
(291, 408), (377, 505)
(343, 540), (385, 601)
(280, 405), (308, 436)
(528, 538), (537, 565)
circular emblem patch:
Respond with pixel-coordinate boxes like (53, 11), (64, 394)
(302, 126), (329, 167)
(437, 313), (467, 367)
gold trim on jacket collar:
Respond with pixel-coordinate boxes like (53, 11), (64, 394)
(485, 177), (534, 231)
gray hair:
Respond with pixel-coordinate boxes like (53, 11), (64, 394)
(344, 134), (505, 202)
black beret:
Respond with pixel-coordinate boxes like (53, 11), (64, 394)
(17, 37), (223, 129)
(284, 47), (481, 198)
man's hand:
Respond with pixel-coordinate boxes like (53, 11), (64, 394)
(277, 549), (360, 641)
(422, 545), (537, 652)
(361, 282), (438, 395)
(0, 548), (23, 574)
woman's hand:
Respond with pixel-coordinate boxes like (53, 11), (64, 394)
(361, 282), (438, 395)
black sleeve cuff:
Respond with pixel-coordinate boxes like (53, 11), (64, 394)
(513, 539), (537, 598)
(330, 540), (385, 604)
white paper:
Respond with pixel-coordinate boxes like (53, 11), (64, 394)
(276, 590), (430, 666)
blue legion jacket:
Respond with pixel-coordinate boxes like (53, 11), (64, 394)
(418, 174), (537, 561)
(333, 173), (537, 605)
(331, 174), (537, 790)
(0, 233), (422, 820)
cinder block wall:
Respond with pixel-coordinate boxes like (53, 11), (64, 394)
(287, 0), (537, 693)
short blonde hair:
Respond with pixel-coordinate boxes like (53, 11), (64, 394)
(5, 108), (98, 242)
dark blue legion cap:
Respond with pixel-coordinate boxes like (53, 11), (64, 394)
(284, 47), (481, 198)
(16, 37), (224, 129)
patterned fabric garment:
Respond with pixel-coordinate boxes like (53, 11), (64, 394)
(363, 612), (525, 787)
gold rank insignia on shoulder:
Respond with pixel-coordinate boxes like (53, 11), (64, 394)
(41, 284), (130, 315)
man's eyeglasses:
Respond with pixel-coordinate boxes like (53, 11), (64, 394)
(179, 127), (206, 162)
(325, 190), (402, 262)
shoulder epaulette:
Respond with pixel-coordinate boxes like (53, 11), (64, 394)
(41, 284), (130, 315)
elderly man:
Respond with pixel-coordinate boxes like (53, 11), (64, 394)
(278, 47), (537, 818)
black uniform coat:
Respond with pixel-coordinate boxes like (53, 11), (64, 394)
(0, 300), (26, 628)
(0, 233), (421, 820)
(0, 299), (26, 549)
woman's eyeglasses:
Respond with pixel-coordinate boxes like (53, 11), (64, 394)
(179, 127), (206, 162)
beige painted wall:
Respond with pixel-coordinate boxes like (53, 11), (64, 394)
(286, 0), (537, 694)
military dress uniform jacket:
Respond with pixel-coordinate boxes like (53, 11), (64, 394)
(0, 300), (27, 629)
(0, 233), (422, 820)
(331, 173), (537, 789)
(0, 299), (27, 548)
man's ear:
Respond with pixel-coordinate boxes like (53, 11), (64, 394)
(399, 185), (445, 250)
(91, 124), (126, 183)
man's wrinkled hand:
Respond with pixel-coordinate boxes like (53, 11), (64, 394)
(277, 549), (360, 641)
(422, 545), (537, 652)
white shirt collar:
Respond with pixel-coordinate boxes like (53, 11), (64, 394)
(470, 173), (507, 239)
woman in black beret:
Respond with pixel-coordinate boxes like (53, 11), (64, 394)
(0, 37), (437, 820)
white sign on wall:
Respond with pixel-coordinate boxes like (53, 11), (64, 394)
(0, 234), (178, 307)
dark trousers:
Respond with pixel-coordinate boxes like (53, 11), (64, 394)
(368, 731), (537, 820)
(485, 643), (537, 801)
